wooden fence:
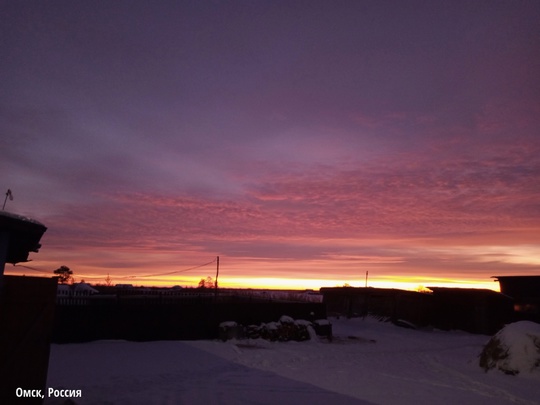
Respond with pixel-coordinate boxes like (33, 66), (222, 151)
(52, 294), (326, 343)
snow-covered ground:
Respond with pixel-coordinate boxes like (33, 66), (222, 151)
(45, 317), (540, 404)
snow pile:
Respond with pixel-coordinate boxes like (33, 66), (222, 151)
(479, 321), (540, 375)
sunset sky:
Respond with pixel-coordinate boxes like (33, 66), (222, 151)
(2, 1), (539, 290)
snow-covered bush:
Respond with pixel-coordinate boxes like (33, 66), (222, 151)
(260, 317), (310, 341)
(479, 321), (540, 375)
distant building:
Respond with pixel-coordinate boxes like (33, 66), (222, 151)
(57, 282), (98, 305)
(493, 276), (540, 322)
(115, 284), (134, 289)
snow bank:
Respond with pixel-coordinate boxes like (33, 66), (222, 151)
(479, 321), (540, 375)
(46, 316), (540, 405)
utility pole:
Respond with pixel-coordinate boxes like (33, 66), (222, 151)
(363, 271), (369, 320)
(214, 256), (219, 297)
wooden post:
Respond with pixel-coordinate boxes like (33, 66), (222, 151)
(0, 231), (8, 298)
(214, 256), (219, 297)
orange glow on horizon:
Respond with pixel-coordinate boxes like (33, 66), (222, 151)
(4, 246), (521, 294)
(196, 276), (501, 292)
(4, 265), (501, 292)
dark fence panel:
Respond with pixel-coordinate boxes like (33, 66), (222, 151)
(321, 287), (514, 335)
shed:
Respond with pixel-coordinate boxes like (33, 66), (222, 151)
(493, 275), (540, 322)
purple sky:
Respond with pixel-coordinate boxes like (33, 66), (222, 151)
(2, 1), (539, 289)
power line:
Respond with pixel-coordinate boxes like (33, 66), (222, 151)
(120, 258), (217, 279)
(12, 264), (51, 274)
(10, 264), (102, 280)
(12, 258), (218, 282)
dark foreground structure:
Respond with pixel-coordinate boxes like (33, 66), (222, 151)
(0, 276), (57, 405)
(320, 286), (514, 335)
(0, 211), (51, 405)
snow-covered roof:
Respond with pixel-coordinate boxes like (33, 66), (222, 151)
(73, 282), (99, 294)
(0, 210), (46, 227)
